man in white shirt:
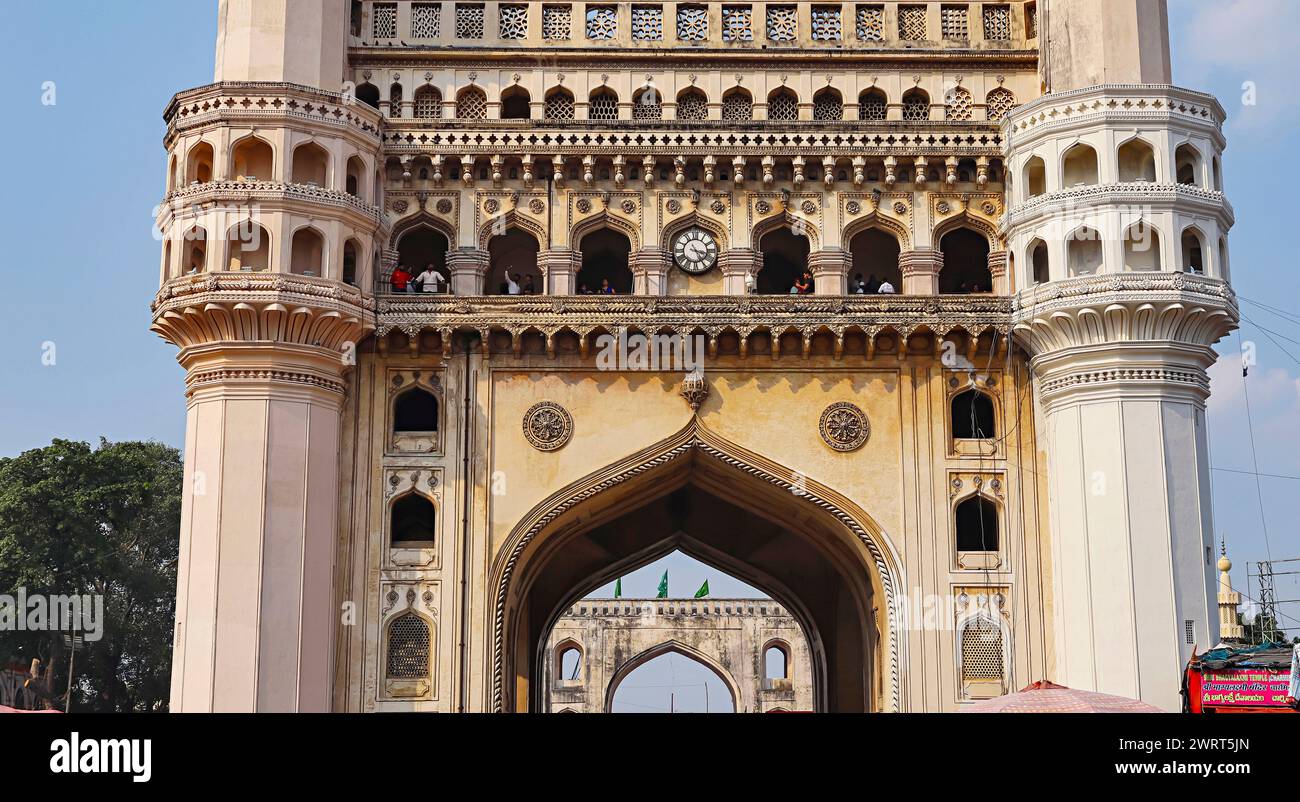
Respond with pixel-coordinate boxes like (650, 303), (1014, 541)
(416, 263), (446, 293)
(505, 273), (521, 295)
(877, 279), (896, 294)
(744, 271), (757, 294)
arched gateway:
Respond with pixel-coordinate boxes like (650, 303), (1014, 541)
(491, 421), (902, 713)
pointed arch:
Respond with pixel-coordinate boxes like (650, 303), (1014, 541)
(659, 209), (730, 251)
(932, 211), (998, 249)
(571, 210), (642, 252)
(478, 208), (547, 251)
(490, 418), (904, 714)
(603, 640), (742, 713)
(389, 211), (456, 251)
(842, 210), (911, 251)
(750, 209), (821, 251)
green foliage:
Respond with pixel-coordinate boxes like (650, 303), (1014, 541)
(0, 439), (181, 711)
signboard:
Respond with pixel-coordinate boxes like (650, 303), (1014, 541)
(1198, 669), (1292, 709)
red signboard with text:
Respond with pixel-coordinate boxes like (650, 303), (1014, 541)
(1197, 669), (1293, 711)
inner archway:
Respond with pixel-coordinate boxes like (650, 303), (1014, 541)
(576, 228), (633, 294)
(607, 646), (738, 713)
(493, 422), (899, 714)
(757, 227), (810, 294)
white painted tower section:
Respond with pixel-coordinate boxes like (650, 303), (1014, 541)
(1006, 0), (1238, 710)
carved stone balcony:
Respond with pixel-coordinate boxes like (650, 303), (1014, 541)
(374, 292), (1013, 360)
(160, 180), (384, 227)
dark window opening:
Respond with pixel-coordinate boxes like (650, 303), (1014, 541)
(392, 494), (436, 546)
(394, 388), (439, 432)
(951, 390), (995, 439)
(955, 495), (999, 552)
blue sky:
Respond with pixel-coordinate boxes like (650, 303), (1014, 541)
(0, 0), (1295, 699)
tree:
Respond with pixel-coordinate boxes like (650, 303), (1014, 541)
(0, 439), (181, 711)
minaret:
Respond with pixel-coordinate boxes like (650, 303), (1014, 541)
(1217, 545), (1245, 642)
(152, 0), (379, 711)
(1005, 0), (1237, 710)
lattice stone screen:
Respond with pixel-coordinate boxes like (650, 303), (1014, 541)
(902, 92), (930, 121)
(1027, 2), (1038, 38)
(499, 4), (528, 39)
(632, 5), (664, 40)
(677, 91), (708, 121)
(677, 5), (709, 41)
(633, 89), (663, 120)
(768, 91), (799, 121)
(898, 5), (927, 40)
(545, 91), (575, 120)
(386, 615), (431, 679)
(722, 92), (753, 121)
(945, 87), (973, 120)
(543, 4), (572, 39)
(766, 5), (798, 42)
(723, 5), (753, 41)
(811, 6), (842, 41)
(411, 3), (441, 38)
(859, 91), (887, 121)
(456, 4), (484, 38)
(941, 5), (968, 39)
(389, 84), (403, 117)
(983, 4), (1011, 40)
(589, 90), (619, 120)
(414, 86), (443, 118)
(372, 2), (397, 38)
(457, 87), (487, 119)
(856, 5), (884, 41)
(960, 619), (1004, 681)
(587, 5), (617, 39)
(986, 88), (1016, 121)
(813, 92), (844, 121)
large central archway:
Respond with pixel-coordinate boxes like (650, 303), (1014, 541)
(490, 421), (902, 713)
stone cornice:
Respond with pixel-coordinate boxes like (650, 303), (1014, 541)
(164, 81), (383, 148)
(1002, 84), (1227, 150)
(379, 122), (1004, 158)
(151, 273), (376, 352)
(375, 293), (1014, 352)
(1012, 273), (1238, 354)
(1000, 183), (1234, 233)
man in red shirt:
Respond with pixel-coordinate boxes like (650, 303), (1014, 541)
(390, 265), (413, 293)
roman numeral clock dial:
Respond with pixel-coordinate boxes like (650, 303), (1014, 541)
(673, 227), (718, 274)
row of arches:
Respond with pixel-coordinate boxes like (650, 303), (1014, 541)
(170, 135), (377, 205)
(163, 221), (366, 283)
(1021, 138), (1221, 200)
(358, 81), (1014, 123)
(1024, 222), (1227, 282)
(391, 221), (993, 295)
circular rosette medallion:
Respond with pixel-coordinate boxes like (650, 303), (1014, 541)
(819, 402), (870, 452)
(522, 401), (574, 452)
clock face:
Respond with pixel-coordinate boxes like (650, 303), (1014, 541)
(673, 227), (719, 275)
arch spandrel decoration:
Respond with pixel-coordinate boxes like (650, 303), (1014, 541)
(477, 208), (547, 251)
(659, 209), (732, 252)
(389, 209), (457, 251)
(489, 419), (904, 713)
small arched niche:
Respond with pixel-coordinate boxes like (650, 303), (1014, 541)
(1061, 143), (1099, 187)
(1118, 138), (1157, 183)
(1123, 222), (1162, 271)
(391, 493), (436, 548)
(1066, 227), (1103, 277)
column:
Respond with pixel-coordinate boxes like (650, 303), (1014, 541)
(808, 249), (850, 295)
(987, 250), (1009, 295)
(631, 247), (670, 295)
(718, 248), (759, 294)
(900, 248), (942, 295)
(538, 248), (579, 295)
(446, 247), (489, 295)
(155, 280), (373, 711)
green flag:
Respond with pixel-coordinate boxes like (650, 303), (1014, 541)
(656, 571), (669, 598)
(614, 578), (622, 598)
(694, 580), (710, 599)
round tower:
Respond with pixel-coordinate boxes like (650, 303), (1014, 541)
(151, 0), (380, 711)
(1004, 0), (1238, 710)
